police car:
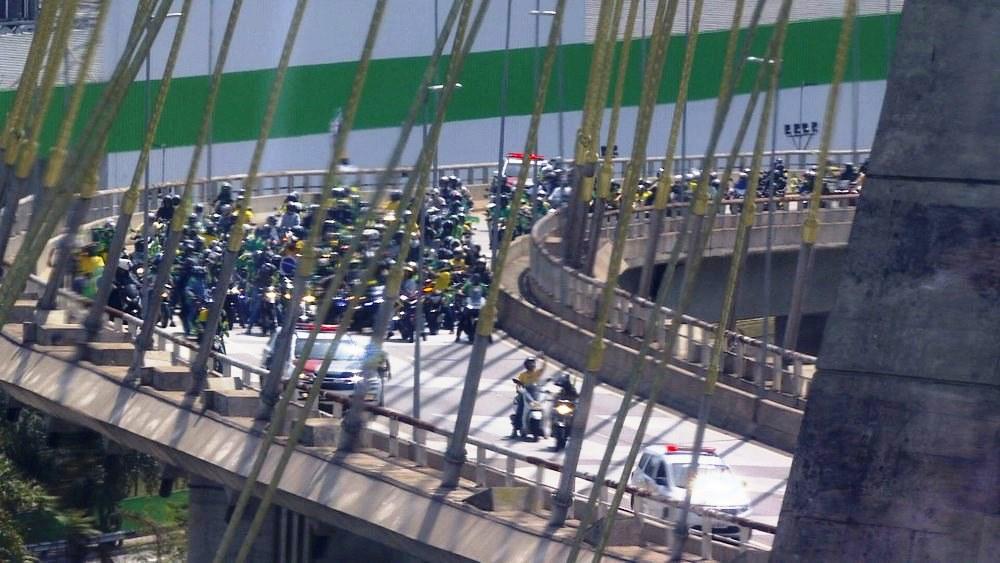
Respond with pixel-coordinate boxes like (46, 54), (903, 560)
(630, 444), (751, 538)
(262, 325), (390, 406)
(499, 152), (546, 187)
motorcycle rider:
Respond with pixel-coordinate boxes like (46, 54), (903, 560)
(454, 273), (486, 342)
(552, 372), (578, 401)
(511, 355), (547, 438)
(213, 181), (234, 211)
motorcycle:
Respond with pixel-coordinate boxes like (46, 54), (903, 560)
(225, 285), (246, 328)
(351, 284), (385, 332)
(510, 380), (547, 442)
(551, 398), (576, 452)
(328, 290), (350, 324)
(392, 294), (417, 342)
(454, 292), (485, 343)
(260, 286), (280, 336)
(158, 283), (174, 328)
(425, 289), (444, 335)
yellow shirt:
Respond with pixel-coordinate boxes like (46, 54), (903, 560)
(515, 366), (545, 386)
(434, 271), (452, 292)
(79, 255), (105, 276)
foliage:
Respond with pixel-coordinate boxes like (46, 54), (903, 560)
(0, 455), (51, 561)
(0, 398), (161, 533)
(121, 493), (189, 562)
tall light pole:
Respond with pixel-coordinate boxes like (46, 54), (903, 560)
(747, 55), (781, 386)
(682, 0), (689, 171)
(530, 8), (562, 157)
(417, 82), (461, 435)
(496, 0), (512, 169)
(206, 0), (215, 185)
(144, 11), (183, 296)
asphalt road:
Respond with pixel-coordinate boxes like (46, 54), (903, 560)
(226, 323), (791, 537)
(221, 216), (791, 545)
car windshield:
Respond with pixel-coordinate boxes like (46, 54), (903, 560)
(669, 462), (732, 489)
(294, 338), (367, 361)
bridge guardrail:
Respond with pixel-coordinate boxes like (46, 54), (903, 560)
(528, 193), (860, 403)
(13, 147), (869, 233)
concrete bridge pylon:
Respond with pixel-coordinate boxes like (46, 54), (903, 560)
(772, 0), (1000, 561)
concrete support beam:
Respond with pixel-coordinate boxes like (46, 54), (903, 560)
(773, 1), (1000, 560)
(187, 475), (278, 563)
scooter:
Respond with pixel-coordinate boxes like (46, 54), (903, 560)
(510, 380), (547, 442)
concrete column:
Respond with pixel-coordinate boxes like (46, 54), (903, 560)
(773, 1), (1000, 561)
(187, 476), (278, 563)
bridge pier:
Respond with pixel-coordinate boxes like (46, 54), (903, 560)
(187, 475), (280, 563)
(773, 0), (1000, 560)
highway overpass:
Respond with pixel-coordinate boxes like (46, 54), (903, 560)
(1, 159), (825, 561)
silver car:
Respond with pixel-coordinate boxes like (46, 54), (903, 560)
(630, 444), (751, 538)
(263, 329), (390, 406)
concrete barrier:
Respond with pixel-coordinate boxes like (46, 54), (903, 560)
(497, 236), (802, 452)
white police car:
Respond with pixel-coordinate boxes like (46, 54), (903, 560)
(499, 152), (545, 187)
(630, 444), (751, 538)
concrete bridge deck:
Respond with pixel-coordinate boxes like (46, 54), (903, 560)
(0, 321), (685, 562)
(0, 164), (852, 561)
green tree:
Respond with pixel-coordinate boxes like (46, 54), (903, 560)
(0, 398), (160, 532)
(0, 455), (50, 561)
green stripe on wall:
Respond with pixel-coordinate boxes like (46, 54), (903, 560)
(0, 13), (898, 155)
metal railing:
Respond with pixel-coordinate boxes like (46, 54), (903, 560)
(10, 147), (871, 235)
(527, 193), (861, 403)
(436, 148), (870, 187)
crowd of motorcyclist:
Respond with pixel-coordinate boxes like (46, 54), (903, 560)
(73, 174), (493, 354)
(487, 155), (868, 244)
(72, 155), (864, 452)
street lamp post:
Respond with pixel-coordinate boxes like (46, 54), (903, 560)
(682, 0), (689, 172)
(497, 0), (512, 169)
(143, 11), (183, 301)
(530, 8), (563, 157)
(415, 82), (461, 438)
(746, 55), (781, 387)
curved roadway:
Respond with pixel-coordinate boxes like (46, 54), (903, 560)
(221, 214), (793, 536)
